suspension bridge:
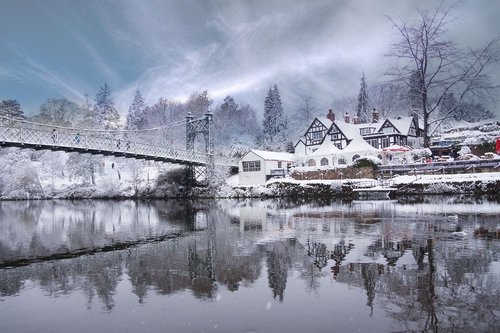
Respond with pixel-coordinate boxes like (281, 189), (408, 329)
(0, 113), (239, 180)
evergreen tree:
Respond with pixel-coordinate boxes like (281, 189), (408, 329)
(126, 90), (146, 130)
(94, 83), (120, 130)
(262, 84), (288, 150)
(355, 72), (370, 123)
(220, 95), (238, 119)
(0, 99), (25, 120)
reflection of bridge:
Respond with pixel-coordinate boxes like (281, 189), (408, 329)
(0, 114), (238, 173)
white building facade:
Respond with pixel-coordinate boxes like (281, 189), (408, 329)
(239, 149), (295, 185)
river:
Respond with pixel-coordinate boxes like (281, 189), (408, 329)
(0, 198), (498, 333)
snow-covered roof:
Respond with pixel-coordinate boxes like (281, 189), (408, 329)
(341, 136), (380, 153)
(310, 143), (341, 156)
(294, 137), (305, 147)
(381, 117), (414, 134)
(333, 120), (361, 140)
(249, 149), (295, 161)
(315, 116), (333, 128)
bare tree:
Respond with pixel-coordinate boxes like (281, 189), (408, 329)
(291, 95), (318, 135)
(386, 1), (499, 146)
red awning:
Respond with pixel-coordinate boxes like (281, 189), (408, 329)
(383, 144), (411, 152)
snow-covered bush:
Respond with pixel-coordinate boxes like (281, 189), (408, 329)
(458, 146), (471, 156)
(411, 148), (432, 161)
(353, 156), (381, 168)
(3, 163), (44, 199)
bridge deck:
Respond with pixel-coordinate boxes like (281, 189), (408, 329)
(0, 124), (238, 167)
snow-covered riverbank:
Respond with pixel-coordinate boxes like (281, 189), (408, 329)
(221, 172), (500, 198)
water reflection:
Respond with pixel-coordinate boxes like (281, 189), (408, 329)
(0, 198), (499, 332)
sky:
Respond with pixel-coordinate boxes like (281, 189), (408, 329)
(0, 0), (499, 119)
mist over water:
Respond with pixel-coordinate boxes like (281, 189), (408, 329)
(0, 198), (498, 332)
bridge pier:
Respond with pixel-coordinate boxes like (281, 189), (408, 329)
(185, 112), (214, 184)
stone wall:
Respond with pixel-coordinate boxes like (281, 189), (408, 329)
(290, 166), (374, 180)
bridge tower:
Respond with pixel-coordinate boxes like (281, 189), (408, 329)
(185, 112), (214, 183)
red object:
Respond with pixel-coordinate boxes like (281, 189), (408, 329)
(496, 137), (500, 154)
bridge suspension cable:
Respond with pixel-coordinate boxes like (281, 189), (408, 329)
(0, 114), (210, 135)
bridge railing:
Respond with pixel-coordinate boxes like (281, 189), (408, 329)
(0, 119), (239, 167)
(0, 123), (216, 166)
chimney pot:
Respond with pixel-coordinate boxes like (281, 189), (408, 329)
(326, 109), (335, 121)
(372, 108), (379, 123)
(344, 112), (350, 123)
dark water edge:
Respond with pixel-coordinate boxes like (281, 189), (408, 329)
(1, 178), (499, 200)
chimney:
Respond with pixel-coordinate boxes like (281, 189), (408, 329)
(353, 115), (360, 124)
(344, 112), (350, 123)
(326, 109), (335, 122)
(372, 108), (379, 123)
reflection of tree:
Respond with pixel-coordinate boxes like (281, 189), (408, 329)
(330, 239), (353, 279)
(379, 237), (499, 332)
(266, 241), (292, 302)
(361, 264), (378, 316)
(306, 239), (328, 270)
(366, 238), (410, 266)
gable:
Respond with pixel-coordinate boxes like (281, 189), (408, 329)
(378, 119), (401, 134)
(328, 122), (353, 141)
(304, 118), (329, 146)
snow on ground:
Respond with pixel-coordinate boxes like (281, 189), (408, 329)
(392, 172), (500, 185)
(230, 171), (500, 191)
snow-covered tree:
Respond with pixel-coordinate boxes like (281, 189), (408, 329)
(32, 98), (80, 126)
(356, 72), (370, 123)
(66, 153), (102, 185)
(262, 84), (288, 151)
(213, 96), (260, 148)
(0, 148), (42, 198)
(185, 91), (212, 117)
(79, 93), (100, 129)
(126, 90), (147, 130)
(94, 83), (120, 130)
(0, 99), (25, 120)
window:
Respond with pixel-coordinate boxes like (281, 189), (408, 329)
(278, 161), (282, 168)
(311, 131), (322, 140)
(367, 139), (378, 148)
(360, 127), (375, 135)
(338, 156), (346, 165)
(320, 158), (329, 166)
(382, 138), (389, 148)
(330, 133), (339, 140)
(382, 126), (395, 134)
(242, 160), (261, 172)
(352, 154), (360, 162)
(308, 159), (316, 167)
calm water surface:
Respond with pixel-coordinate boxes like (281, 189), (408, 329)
(0, 198), (498, 333)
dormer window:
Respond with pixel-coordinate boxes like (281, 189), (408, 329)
(360, 127), (375, 135)
(382, 126), (395, 134)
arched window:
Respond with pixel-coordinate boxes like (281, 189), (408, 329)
(352, 154), (360, 162)
(320, 157), (329, 166)
(308, 159), (316, 167)
(377, 154), (383, 160)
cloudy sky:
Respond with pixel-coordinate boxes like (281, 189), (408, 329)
(1, 0), (499, 118)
